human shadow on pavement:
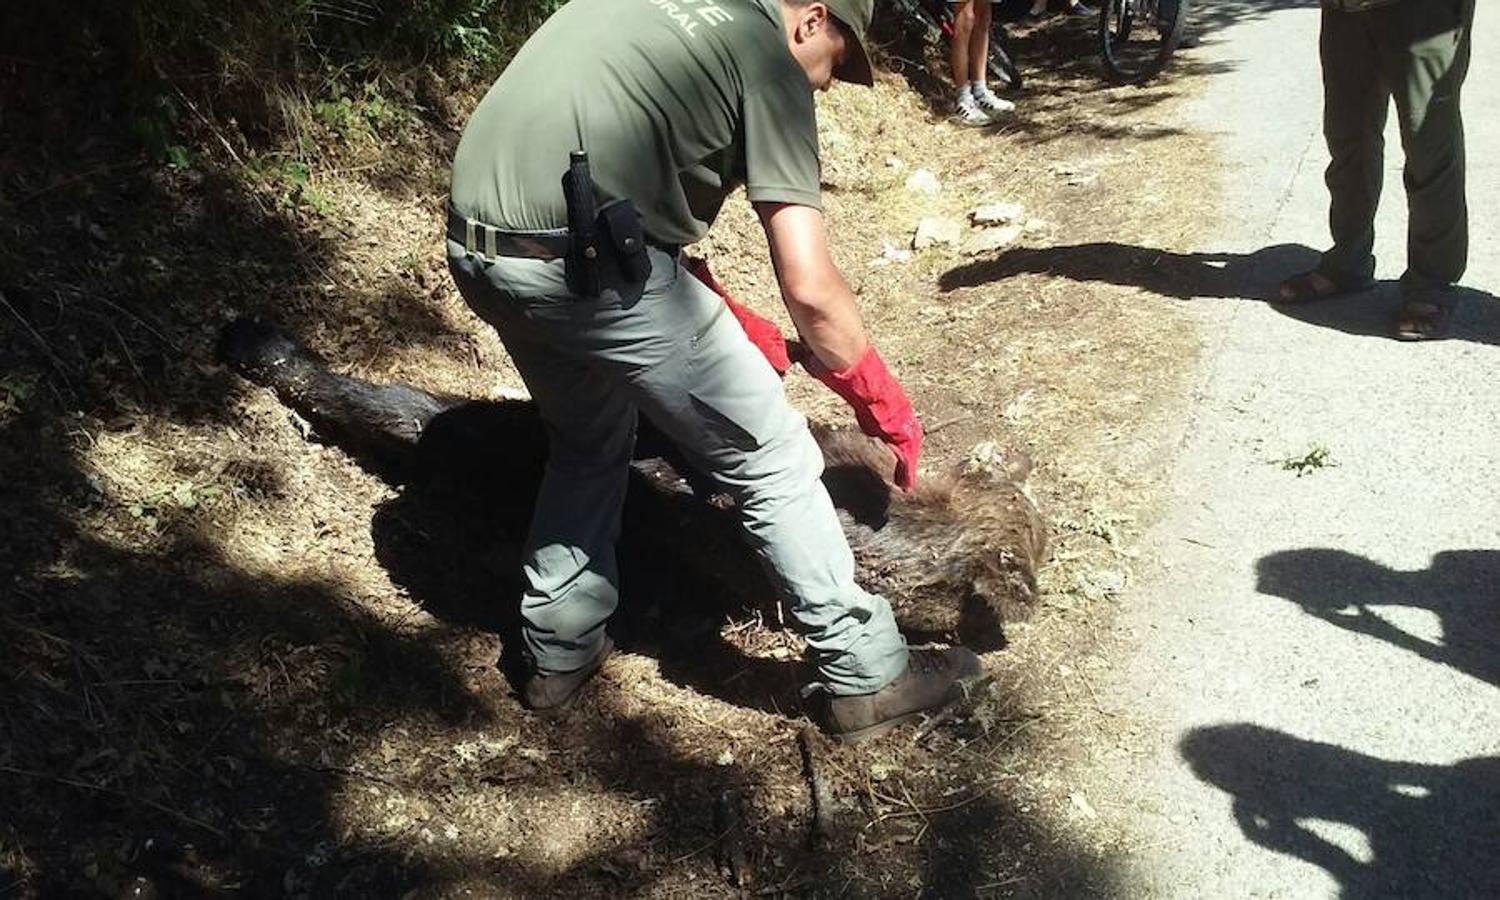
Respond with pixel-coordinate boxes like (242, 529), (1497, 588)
(1181, 724), (1500, 898)
(939, 240), (1322, 300)
(1256, 549), (1500, 689)
(943, 241), (1500, 346)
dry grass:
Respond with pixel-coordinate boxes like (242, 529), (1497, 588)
(0, 13), (1223, 896)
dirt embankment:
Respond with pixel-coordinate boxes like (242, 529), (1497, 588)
(2, 13), (1220, 897)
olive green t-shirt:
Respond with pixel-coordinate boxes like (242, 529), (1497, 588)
(450, 0), (822, 246)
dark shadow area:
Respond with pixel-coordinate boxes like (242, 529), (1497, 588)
(915, 791), (1125, 898)
(941, 240), (1322, 300)
(944, 241), (1500, 345)
(0, 426), (771, 896)
(0, 17), (803, 896)
(211, 314), (1039, 702)
(0, 415), (485, 894)
(0, 390), (1101, 897)
(1182, 724), (1500, 898)
(2, 15), (462, 893)
(1, 7), (1098, 896)
(0, 5), (467, 440)
(1257, 549), (1500, 688)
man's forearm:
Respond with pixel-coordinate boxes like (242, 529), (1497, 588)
(781, 270), (870, 370)
(757, 200), (871, 369)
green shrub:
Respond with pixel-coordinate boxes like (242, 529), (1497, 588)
(8, 0), (572, 161)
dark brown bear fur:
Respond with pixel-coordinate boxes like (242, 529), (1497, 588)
(217, 318), (1046, 649)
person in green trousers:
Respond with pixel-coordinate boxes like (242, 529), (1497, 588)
(446, 0), (985, 743)
(1277, 0), (1475, 340)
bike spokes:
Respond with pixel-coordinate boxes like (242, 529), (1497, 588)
(1100, 0), (1186, 84)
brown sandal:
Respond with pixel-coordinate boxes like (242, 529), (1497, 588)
(1393, 298), (1450, 341)
(1275, 270), (1373, 304)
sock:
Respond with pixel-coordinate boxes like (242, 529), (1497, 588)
(972, 80), (990, 98)
(957, 83), (974, 105)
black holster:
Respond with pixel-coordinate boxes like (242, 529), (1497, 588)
(562, 151), (651, 304)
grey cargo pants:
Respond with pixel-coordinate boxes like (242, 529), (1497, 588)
(447, 240), (909, 696)
(1318, 0), (1473, 292)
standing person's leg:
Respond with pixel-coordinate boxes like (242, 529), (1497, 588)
(631, 276), (983, 736)
(1317, 9), (1391, 290)
(967, 2), (1015, 116)
(454, 243), (907, 691)
(615, 264), (910, 695)
(452, 243), (977, 732)
(1380, 0), (1472, 302)
(951, 1), (991, 124)
(951, 0), (975, 90)
(448, 245), (636, 705)
(620, 258), (980, 738)
(968, 0), (991, 84)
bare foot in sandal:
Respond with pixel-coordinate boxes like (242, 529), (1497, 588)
(1276, 270), (1372, 304)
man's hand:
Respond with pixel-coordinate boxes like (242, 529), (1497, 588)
(804, 347), (924, 491)
(755, 201), (923, 489)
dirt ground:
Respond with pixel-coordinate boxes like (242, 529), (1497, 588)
(2, 13), (1221, 898)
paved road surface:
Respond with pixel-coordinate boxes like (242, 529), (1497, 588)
(1102, 3), (1499, 897)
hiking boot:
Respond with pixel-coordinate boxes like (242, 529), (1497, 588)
(523, 636), (614, 712)
(973, 87), (1016, 117)
(824, 646), (984, 744)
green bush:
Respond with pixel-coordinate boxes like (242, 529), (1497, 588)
(5, 0), (570, 161)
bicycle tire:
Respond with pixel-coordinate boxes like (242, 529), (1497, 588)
(897, 0), (947, 41)
(988, 27), (1023, 90)
(1099, 0), (1186, 85)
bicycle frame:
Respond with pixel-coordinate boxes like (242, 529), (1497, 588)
(887, 0), (1023, 89)
(1099, 0), (1186, 83)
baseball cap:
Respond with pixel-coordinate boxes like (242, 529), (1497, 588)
(823, 0), (875, 86)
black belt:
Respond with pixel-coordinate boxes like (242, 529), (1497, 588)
(447, 204), (680, 262)
(447, 205), (571, 260)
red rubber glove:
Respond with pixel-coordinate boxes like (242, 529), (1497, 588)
(805, 347), (923, 491)
(684, 257), (793, 375)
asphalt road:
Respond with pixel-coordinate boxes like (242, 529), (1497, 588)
(1100, 3), (1499, 896)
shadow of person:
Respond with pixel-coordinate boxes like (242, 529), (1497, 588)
(941, 241), (1500, 345)
(939, 241), (1323, 301)
(1181, 724), (1500, 898)
(1255, 549), (1500, 688)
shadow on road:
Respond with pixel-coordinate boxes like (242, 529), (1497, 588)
(1181, 723), (1500, 898)
(939, 240), (1322, 300)
(1256, 548), (1500, 688)
(942, 241), (1500, 345)
(1269, 285), (1500, 347)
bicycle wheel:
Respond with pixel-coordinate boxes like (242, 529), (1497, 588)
(1099, 0), (1186, 85)
(988, 26), (1023, 90)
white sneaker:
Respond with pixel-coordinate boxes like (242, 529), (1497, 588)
(955, 98), (992, 127)
(974, 87), (1015, 117)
